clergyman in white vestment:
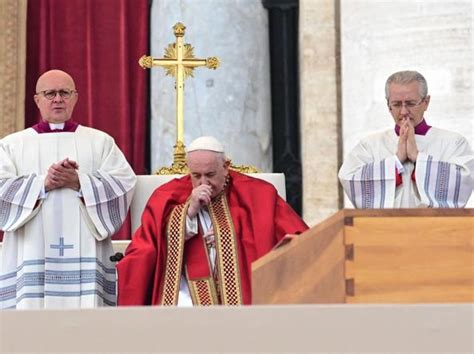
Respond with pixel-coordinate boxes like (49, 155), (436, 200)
(0, 70), (136, 309)
(339, 70), (473, 208)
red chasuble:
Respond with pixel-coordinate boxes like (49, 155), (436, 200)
(117, 170), (308, 305)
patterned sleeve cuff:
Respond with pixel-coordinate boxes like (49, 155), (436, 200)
(185, 215), (198, 241)
(394, 155), (405, 173)
(39, 181), (48, 199)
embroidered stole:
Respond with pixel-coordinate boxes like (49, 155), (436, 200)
(160, 193), (243, 305)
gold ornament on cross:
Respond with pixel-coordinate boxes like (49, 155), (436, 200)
(139, 22), (220, 174)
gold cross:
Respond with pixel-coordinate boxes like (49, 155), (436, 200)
(139, 22), (219, 174)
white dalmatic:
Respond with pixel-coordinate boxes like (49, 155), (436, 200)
(338, 127), (474, 208)
(0, 126), (136, 309)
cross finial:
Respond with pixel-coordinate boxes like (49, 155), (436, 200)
(173, 22), (186, 37)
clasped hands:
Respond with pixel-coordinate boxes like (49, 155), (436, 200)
(396, 118), (418, 163)
(44, 158), (80, 192)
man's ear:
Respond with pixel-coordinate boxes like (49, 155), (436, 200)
(424, 95), (431, 108)
(34, 95), (40, 106)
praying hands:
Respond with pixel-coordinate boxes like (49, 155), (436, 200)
(45, 157), (80, 192)
(396, 118), (419, 163)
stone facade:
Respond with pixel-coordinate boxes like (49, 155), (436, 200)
(300, 0), (342, 225)
(0, 0), (27, 138)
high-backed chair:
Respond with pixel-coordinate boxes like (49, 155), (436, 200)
(130, 173), (286, 234)
(110, 173), (287, 255)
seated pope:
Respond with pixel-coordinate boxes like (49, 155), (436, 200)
(117, 136), (309, 305)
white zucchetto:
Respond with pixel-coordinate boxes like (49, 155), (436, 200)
(186, 136), (225, 153)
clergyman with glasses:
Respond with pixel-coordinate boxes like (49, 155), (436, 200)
(0, 69), (136, 309)
(338, 70), (473, 208)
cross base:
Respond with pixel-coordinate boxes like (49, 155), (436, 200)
(156, 141), (190, 175)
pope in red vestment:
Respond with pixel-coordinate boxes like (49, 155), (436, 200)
(117, 137), (308, 306)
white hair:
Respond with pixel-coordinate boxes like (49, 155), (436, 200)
(385, 70), (428, 100)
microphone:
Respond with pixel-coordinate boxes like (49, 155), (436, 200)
(110, 252), (124, 262)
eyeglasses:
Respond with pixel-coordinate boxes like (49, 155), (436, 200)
(36, 89), (77, 100)
(388, 97), (425, 111)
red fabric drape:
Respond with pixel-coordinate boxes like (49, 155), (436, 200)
(25, 0), (149, 239)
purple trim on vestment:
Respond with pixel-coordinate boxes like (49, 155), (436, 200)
(32, 120), (79, 133)
(395, 118), (431, 136)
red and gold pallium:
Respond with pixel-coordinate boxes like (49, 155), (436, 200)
(160, 194), (243, 305)
(160, 204), (186, 305)
(207, 193), (243, 305)
(187, 277), (219, 306)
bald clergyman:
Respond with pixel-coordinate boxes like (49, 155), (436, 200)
(0, 70), (136, 309)
(117, 136), (308, 306)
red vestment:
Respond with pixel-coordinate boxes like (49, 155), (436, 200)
(117, 171), (308, 305)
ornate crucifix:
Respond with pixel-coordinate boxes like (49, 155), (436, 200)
(139, 22), (220, 174)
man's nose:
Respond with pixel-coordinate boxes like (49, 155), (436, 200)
(52, 92), (64, 102)
(400, 105), (410, 117)
(400, 104), (409, 114)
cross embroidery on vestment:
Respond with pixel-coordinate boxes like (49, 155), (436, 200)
(50, 237), (74, 256)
